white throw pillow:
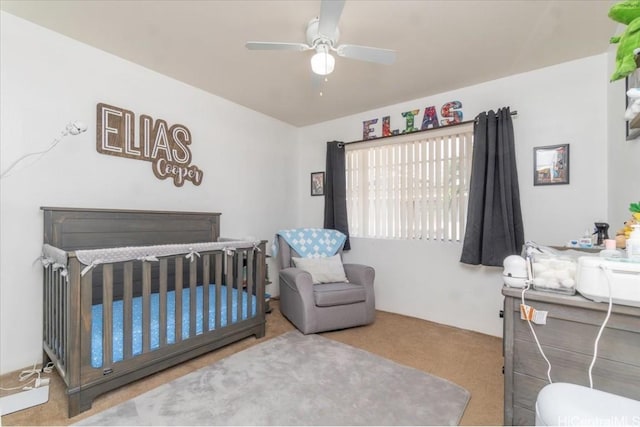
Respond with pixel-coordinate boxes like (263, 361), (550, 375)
(292, 255), (348, 284)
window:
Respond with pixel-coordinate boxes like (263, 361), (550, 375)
(346, 123), (473, 241)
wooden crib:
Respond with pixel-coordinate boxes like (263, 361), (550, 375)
(40, 207), (266, 417)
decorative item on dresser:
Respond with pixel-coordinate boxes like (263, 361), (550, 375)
(502, 286), (640, 425)
(39, 207), (267, 417)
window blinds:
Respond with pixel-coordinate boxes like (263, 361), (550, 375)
(346, 123), (473, 241)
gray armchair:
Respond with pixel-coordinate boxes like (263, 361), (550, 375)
(276, 234), (375, 334)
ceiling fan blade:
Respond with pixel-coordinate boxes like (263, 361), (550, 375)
(245, 41), (310, 52)
(318, 0), (345, 39)
(336, 44), (396, 65)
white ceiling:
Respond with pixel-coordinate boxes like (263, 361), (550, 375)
(0, 0), (619, 127)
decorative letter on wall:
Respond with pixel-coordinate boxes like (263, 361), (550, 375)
(96, 103), (203, 187)
(421, 106), (440, 130)
(362, 119), (378, 140)
(440, 101), (463, 125)
(401, 110), (420, 133)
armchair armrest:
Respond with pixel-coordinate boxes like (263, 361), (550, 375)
(343, 263), (375, 287)
(279, 267), (314, 293)
(279, 267), (317, 310)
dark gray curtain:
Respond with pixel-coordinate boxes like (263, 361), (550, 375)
(460, 107), (524, 266)
(324, 141), (350, 250)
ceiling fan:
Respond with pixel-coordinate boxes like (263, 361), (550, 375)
(245, 0), (396, 76)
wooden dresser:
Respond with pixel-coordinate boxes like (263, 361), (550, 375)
(502, 286), (640, 425)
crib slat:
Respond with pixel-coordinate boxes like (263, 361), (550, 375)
(226, 251), (233, 326)
(123, 262), (133, 360)
(53, 272), (64, 357)
(50, 270), (56, 355)
(202, 255), (210, 332)
(80, 270), (93, 370)
(102, 264), (114, 368)
(59, 271), (65, 358)
(236, 253), (242, 322)
(50, 268), (57, 357)
(51, 267), (57, 357)
(47, 265), (54, 355)
(67, 257), (84, 390)
(189, 256), (197, 338)
(59, 272), (66, 358)
(62, 271), (68, 364)
(214, 253), (222, 329)
(48, 266), (54, 351)
(246, 249), (255, 318)
(43, 266), (50, 351)
(256, 244), (266, 317)
(142, 262), (151, 353)
(159, 258), (168, 346)
(55, 271), (61, 358)
(175, 257), (183, 342)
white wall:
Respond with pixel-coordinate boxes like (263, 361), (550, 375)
(296, 55), (611, 337)
(0, 12), (297, 374)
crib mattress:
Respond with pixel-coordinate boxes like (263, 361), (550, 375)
(92, 285), (256, 368)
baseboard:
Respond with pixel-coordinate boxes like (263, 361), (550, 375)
(0, 385), (49, 416)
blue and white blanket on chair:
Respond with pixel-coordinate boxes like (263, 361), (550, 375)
(274, 228), (346, 258)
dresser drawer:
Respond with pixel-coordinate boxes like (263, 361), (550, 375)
(513, 404), (535, 426)
(514, 338), (640, 400)
(507, 294), (639, 331)
(513, 372), (546, 410)
(513, 315), (640, 367)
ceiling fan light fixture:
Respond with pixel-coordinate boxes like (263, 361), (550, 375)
(311, 49), (335, 75)
(246, 0), (395, 79)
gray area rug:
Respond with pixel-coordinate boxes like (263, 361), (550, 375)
(75, 331), (470, 426)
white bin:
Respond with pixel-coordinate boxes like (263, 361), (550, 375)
(535, 383), (640, 426)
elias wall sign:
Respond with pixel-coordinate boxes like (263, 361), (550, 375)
(96, 103), (203, 187)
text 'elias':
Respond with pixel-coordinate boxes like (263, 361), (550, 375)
(362, 101), (463, 140)
(96, 103), (203, 187)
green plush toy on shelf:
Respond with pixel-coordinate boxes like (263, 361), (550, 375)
(609, 0), (640, 82)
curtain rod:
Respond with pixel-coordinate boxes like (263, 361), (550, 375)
(339, 110), (518, 146)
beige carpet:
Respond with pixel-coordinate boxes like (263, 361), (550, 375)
(0, 300), (504, 425)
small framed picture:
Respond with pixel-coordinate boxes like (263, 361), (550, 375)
(626, 69), (640, 140)
(534, 144), (569, 186)
(310, 171), (325, 196)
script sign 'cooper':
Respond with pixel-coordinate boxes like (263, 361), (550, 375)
(96, 103), (203, 187)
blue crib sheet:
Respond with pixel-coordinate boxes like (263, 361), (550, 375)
(91, 285), (256, 368)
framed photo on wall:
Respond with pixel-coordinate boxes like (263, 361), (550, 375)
(310, 171), (325, 196)
(626, 69), (640, 140)
(533, 144), (569, 186)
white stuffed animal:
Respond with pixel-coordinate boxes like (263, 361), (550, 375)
(624, 48), (640, 121)
(626, 86), (640, 121)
